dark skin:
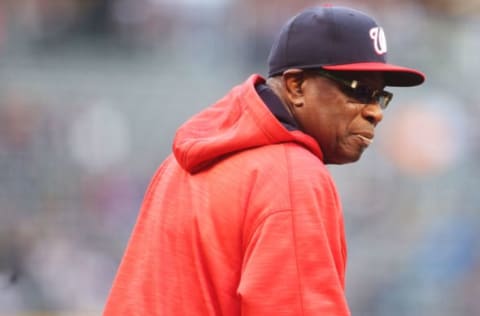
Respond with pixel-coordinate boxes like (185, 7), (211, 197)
(267, 69), (385, 164)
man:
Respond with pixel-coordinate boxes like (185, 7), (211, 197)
(103, 5), (425, 315)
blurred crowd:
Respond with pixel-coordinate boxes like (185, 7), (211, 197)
(0, 0), (480, 315)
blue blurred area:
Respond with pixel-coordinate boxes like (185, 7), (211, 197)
(0, 0), (479, 315)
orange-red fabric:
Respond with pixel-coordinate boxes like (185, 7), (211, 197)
(103, 75), (350, 315)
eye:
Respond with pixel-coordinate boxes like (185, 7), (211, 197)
(346, 85), (375, 103)
(356, 85), (374, 95)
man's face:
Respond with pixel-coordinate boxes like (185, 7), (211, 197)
(288, 70), (386, 164)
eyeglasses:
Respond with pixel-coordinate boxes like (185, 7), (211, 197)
(310, 69), (393, 109)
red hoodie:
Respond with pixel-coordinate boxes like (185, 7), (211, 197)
(103, 75), (350, 315)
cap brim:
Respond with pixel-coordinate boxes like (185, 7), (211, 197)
(322, 62), (425, 87)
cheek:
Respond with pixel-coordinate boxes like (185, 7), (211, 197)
(300, 86), (359, 142)
(305, 105), (361, 152)
(304, 94), (348, 131)
(297, 101), (338, 144)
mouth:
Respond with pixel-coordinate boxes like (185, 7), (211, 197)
(355, 133), (374, 146)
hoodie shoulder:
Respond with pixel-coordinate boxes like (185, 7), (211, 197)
(173, 75), (322, 173)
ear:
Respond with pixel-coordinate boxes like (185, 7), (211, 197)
(282, 69), (306, 107)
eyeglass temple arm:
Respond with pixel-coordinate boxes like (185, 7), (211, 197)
(317, 69), (359, 89)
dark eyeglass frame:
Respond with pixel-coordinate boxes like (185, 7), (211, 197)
(309, 68), (393, 109)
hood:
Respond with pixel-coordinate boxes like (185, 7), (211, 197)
(173, 75), (322, 173)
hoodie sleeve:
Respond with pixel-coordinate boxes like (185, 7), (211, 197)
(237, 190), (350, 315)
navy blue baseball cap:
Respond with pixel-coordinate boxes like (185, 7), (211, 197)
(267, 5), (425, 86)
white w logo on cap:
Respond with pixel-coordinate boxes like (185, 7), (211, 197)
(369, 27), (387, 55)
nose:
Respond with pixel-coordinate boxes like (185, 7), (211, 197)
(362, 103), (383, 126)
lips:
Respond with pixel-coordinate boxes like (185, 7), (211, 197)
(358, 135), (373, 145)
(354, 132), (374, 146)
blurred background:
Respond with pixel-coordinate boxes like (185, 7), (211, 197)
(0, 0), (479, 315)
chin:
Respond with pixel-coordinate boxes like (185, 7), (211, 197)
(324, 150), (363, 165)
